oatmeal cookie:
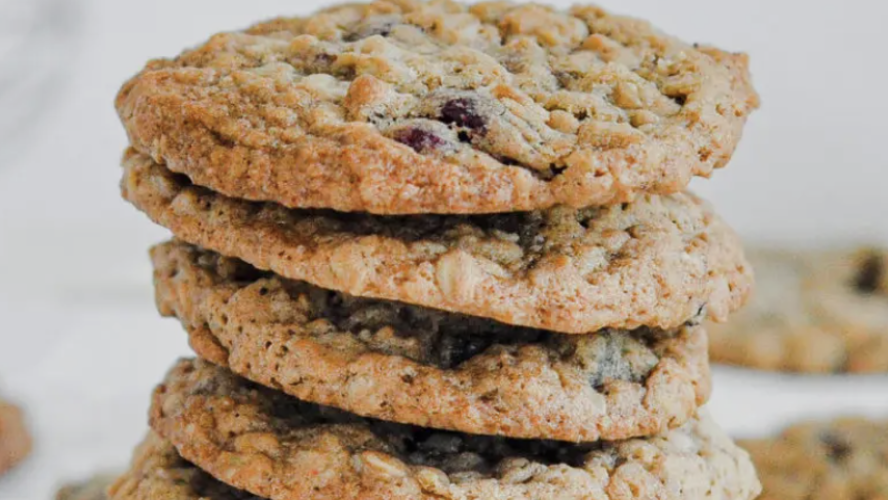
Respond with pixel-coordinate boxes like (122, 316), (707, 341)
(0, 398), (31, 476)
(116, 0), (758, 215)
(741, 417), (888, 500)
(709, 248), (888, 373)
(109, 433), (255, 500)
(152, 240), (711, 442)
(123, 151), (752, 334)
(57, 475), (115, 500)
(148, 358), (760, 500)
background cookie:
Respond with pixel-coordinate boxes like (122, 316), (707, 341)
(123, 151), (752, 334)
(709, 248), (888, 373)
(740, 417), (888, 500)
(57, 475), (115, 500)
(0, 398), (31, 476)
(153, 240), (711, 442)
(117, 0), (757, 215)
(149, 358), (760, 500)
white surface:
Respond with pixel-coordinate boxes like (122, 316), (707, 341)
(0, 0), (887, 498)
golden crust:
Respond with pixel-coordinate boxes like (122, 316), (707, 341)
(153, 240), (711, 442)
(147, 358), (761, 500)
(122, 151), (752, 334)
(116, 0), (758, 215)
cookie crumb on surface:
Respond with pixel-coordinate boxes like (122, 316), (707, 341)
(0, 398), (31, 477)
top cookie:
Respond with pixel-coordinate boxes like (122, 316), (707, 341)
(709, 248), (888, 373)
(116, 0), (758, 215)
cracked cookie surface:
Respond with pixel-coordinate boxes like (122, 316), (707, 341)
(149, 358), (760, 500)
(740, 417), (888, 500)
(153, 240), (710, 442)
(709, 248), (888, 373)
(123, 151), (752, 334)
(116, 0), (758, 215)
(0, 398), (31, 476)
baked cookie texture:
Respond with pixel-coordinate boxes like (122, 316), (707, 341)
(740, 417), (888, 500)
(148, 358), (760, 500)
(57, 475), (115, 500)
(109, 432), (263, 500)
(123, 151), (753, 334)
(709, 248), (888, 373)
(0, 398), (31, 476)
(116, 0), (758, 215)
(152, 240), (711, 442)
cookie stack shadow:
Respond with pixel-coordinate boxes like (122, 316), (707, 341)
(108, 2), (762, 499)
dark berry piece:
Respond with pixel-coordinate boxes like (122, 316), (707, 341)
(440, 97), (487, 131)
(393, 128), (446, 153)
(820, 432), (853, 462)
(853, 253), (883, 294)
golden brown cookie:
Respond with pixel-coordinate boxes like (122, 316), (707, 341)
(122, 151), (752, 334)
(709, 248), (888, 373)
(148, 358), (760, 500)
(152, 239), (711, 442)
(741, 417), (888, 500)
(57, 475), (115, 500)
(0, 398), (31, 476)
(116, 0), (758, 215)
(109, 433), (253, 500)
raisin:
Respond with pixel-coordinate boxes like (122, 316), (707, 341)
(392, 128), (446, 153)
(853, 253), (883, 294)
(440, 97), (487, 132)
(820, 432), (853, 462)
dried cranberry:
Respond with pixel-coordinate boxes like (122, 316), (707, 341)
(440, 97), (487, 132)
(820, 432), (853, 462)
(854, 253), (883, 294)
(393, 128), (446, 153)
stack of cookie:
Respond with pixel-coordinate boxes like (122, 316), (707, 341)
(110, 2), (762, 499)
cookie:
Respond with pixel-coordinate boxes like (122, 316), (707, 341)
(116, 0), (758, 215)
(57, 475), (115, 500)
(740, 417), (888, 500)
(109, 432), (263, 500)
(152, 239), (711, 442)
(709, 248), (888, 373)
(0, 398), (31, 476)
(149, 358), (760, 500)
(122, 151), (752, 334)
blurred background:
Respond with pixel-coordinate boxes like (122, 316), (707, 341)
(0, 0), (886, 498)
